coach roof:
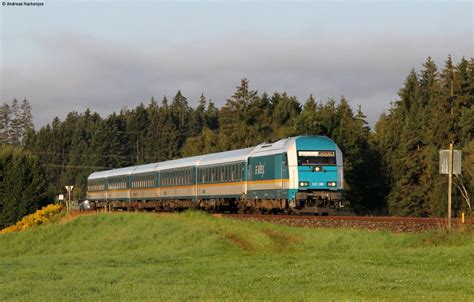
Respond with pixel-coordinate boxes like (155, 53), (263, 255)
(88, 166), (136, 180)
(198, 147), (255, 166)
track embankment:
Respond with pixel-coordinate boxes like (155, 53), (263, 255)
(219, 214), (474, 232)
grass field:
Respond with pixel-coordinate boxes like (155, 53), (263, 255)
(1, 212), (473, 301)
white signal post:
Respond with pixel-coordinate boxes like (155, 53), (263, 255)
(65, 186), (74, 212)
(439, 146), (461, 231)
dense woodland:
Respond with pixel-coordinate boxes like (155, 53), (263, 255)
(0, 56), (472, 227)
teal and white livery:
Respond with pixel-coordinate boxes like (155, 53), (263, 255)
(87, 136), (345, 214)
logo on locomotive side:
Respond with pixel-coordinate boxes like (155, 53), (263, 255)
(255, 162), (265, 176)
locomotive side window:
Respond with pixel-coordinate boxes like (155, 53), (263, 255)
(297, 151), (336, 166)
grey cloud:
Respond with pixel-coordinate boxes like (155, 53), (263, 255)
(1, 31), (471, 128)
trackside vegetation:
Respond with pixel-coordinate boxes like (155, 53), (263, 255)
(0, 212), (473, 301)
(0, 204), (63, 234)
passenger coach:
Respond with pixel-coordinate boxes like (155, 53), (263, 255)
(87, 136), (344, 214)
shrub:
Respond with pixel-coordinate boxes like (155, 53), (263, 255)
(0, 204), (63, 234)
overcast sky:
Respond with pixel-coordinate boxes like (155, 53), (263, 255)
(1, 0), (472, 128)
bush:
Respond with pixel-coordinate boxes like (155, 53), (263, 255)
(0, 204), (63, 234)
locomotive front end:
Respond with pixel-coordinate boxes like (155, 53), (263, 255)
(289, 136), (344, 214)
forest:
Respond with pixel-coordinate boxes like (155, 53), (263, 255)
(0, 56), (472, 227)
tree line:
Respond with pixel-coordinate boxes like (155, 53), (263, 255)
(1, 55), (472, 227)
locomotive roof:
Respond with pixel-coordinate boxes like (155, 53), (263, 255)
(249, 137), (294, 157)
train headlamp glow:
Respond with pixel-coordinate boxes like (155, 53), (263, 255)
(299, 181), (309, 187)
(327, 181), (337, 187)
(313, 166), (322, 172)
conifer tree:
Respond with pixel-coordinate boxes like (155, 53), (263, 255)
(0, 145), (47, 227)
(0, 103), (11, 144)
(8, 99), (21, 146)
(19, 98), (34, 145)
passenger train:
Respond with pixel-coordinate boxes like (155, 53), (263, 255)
(87, 136), (345, 214)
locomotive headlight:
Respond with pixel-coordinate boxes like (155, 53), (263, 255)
(299, 181), (309, 187)
(313, 166), (322, 172)
(327, 181), (337, 187)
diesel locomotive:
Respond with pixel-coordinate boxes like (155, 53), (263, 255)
(87, 136), (345, 214)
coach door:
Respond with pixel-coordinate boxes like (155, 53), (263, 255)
(247, 162), (252, 194)
(280, 153), (288, 194)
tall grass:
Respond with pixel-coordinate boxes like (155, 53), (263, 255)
(1, 211), (473, 301)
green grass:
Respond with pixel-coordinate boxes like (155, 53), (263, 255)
(0, 212), (473, 301)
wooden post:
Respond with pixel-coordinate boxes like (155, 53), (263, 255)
(448, 142), (453, 230)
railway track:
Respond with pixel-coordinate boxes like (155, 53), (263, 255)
(219, 214), (474, 232)
(72, 210), (472, 232)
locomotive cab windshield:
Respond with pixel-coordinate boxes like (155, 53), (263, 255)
(297, 151), (336, 166)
